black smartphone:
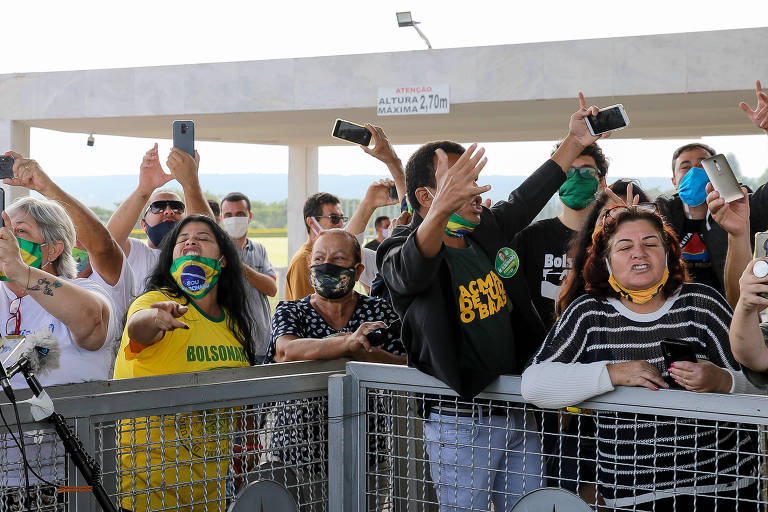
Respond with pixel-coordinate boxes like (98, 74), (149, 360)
(0, 155), (14, 179)
(660, 338), (698, 388)
(388, 185), (398, 201)
(172, 120), (195, 157)
(585, 104), (630, 136)
(366, 319), (402, 346)
(331, 119), (372, 146)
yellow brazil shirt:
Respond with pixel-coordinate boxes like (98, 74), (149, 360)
(113, 290), (250, 512)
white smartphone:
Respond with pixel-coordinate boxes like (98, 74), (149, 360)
(701, 154), (742, 203)
(585, 104), (630, 136)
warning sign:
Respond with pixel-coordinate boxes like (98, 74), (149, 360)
(377, 84), (450, 116)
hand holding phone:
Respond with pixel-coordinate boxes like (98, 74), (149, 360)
(0, 155), (14, 180)
(701, 154), (742, 203)
(365, 319), (402, 346)
(585, 104), (630, 136)
(332, 119), (372, 146)
(660, 338), (698, 388)
(172, 120), (195, 157)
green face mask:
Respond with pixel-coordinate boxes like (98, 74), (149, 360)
(558, 166), (600, 210)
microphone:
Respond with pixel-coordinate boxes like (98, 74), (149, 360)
(6, 330), (61, 383)
(0, 360), (14, 402)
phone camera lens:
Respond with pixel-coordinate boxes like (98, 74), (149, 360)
(181, 124), (187, 134)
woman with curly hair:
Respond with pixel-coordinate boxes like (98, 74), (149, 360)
(523, 204), (758, 511)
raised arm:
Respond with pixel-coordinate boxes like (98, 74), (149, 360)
(166, 148), (215, 218)
(414, 144), (489, 259)
(362, 124), (406, 201)
(0, 212), (110, 350)
(707, 183), (751, 307)
(731, 259), (768, 371)
(345, 179), (398, 237)
(4, 153), (124, 285)
(739, 80), (768, 135)
(107, 143), (174, 255)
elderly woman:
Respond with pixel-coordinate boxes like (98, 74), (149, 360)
(522, 205), (757, 511)
(113, 214), (257, 512)
(0, 196), (116, 509)
(264, 228), (405, 510)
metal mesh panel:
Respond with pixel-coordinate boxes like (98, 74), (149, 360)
(363, 389), (767, 512)
(92, 396), (330, 512)
(0, 423), (69, 512)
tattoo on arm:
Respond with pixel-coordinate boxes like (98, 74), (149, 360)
(28, 278), (63, 296)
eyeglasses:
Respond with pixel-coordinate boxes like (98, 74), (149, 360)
(568, 166), (602, 179)
(146, 200), (185, 215)
(6, 297), (22, 336)
(314, 215), (348, 226)
(599, 202), (659, 226)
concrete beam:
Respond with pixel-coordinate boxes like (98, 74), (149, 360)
(0, 28), (766, 145)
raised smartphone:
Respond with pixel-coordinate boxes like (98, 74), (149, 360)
(585, 104), (630, 136)
(0, 155), (14, 179)
(331, 119), (372, 146)
(172, 120), (195, 157)
(388, 185), (398, 201)
(755, 232), (768, 259)
(701, 154), (743, 203)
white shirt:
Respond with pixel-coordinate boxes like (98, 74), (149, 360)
(127, 237), (160, 293)
(360, 247), (378, 289)
(88, 254), (137, 374)
(0, 278), (117, 389)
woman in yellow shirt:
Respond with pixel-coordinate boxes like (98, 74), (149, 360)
(113, 214), (257, 512)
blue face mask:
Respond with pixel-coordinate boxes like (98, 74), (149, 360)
(677, 167), (710, 207)
(145, 220), (177, 247)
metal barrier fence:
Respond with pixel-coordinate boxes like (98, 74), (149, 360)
(331, 362), (768, 512)
(5, 360), (768, 511)
(0, 360), (346, 512)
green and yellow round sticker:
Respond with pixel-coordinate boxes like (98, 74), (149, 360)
(495, 247), (519, 278)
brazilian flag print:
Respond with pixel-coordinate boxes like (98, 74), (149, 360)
(170, 255), (221, 299)
(0, 238), (42, 281)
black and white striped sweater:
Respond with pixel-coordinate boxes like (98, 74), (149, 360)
(527, 283), (756, 506)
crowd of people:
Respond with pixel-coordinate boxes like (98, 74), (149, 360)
(0, 82), (767, 511)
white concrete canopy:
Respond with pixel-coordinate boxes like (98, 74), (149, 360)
(1, 27), (767, 254)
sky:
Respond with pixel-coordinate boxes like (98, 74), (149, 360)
(3, 1), (767, 183)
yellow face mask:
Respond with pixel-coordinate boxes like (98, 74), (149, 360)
(606, 257), (669, 304)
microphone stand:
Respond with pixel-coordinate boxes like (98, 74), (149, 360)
(8, 357), (118, 512)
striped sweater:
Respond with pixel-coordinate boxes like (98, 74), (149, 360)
(526, 283), (756, 506)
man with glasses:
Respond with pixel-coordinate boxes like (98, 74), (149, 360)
(284, 192), (348, 300)
(107, 143), (214, 291)
(511, 142), (608, 327)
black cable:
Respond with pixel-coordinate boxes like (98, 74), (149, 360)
(7, 395), (31, 506)
(0, 396), (57, 488)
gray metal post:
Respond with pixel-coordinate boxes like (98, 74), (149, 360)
(329, 373), (363, 511)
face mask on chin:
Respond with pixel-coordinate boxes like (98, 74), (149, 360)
(145, 220), (178, 247)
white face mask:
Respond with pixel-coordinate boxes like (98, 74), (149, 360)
(222, 216), (249, 238)
(381, 228), (390, 238)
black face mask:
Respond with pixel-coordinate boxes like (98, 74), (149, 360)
(309, 263), (357, 299)
(145, 220), (177, 247)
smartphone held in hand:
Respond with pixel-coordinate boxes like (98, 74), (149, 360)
(0, 155), (14, 179)
(172, 120), (195, 157)
(331, 119), (372, 146)
(585, 104), (630, 136)
(701, 154), (743, 203)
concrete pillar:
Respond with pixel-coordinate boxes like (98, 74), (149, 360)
(287, 145), (319, 259)
(0, 119), (31, 205)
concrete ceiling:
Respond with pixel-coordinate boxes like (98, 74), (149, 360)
(17, 89), (760, 146)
